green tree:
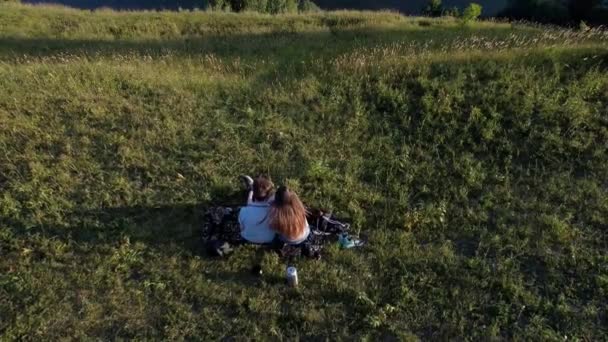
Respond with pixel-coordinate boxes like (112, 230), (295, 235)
(210, 0), (231, 11)
(444, 6), (460, 17)
(286, 0), (298, 12)
(298, 0), (320, 12)
(461, 2), (482, 23)
(266, 0), (297, 14)
(423, 0), (443, 17)
(242, 0), (269, 12)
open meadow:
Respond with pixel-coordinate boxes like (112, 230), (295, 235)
(0, 2), (607, 339)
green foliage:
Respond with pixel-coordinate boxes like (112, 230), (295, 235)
(210, 0), (298, 13)
(266, 0), (298, 14)
(286, 0), (298, 13)
(250, 0), (270, 12)
(231, 0), (268, 12)
(423, 0), (443, 17)
(1, 3), (608, 340)
(210, 0), (231, 10)
(298, 0), (320, 13)
(444, 6), (461, 17)
(461, 3), (482, 23)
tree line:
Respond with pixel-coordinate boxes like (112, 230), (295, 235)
(18, 0), (319, 12)
(16, 0), (608, 24)
(422, 0), (606, 25)
(209, 0), (320, 13)
(500, 0), (607, 24)
(19, 0), (507, 15)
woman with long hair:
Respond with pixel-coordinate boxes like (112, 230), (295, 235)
(269, 186), (310, 245)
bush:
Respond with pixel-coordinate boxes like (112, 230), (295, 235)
(210, 0), (231, 11)
(298, 0), (320, 13)
(461, 3), (482, 23)
(423, 0), (443, 17)
(286, 0), (298, 13)
(232, 0), (268, 12)
(266, 0), (297, 14)
(210, 0), (303, 13)
(444, 6), (460, 17)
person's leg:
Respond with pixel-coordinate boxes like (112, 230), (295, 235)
(240, 175), (254, 205)
(247, 189), (254, 205)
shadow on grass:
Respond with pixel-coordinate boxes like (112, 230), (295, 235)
(2, 28), (606, 92)
(3, 191), (246, 256)
(0, 26), (520, 60)
(0, 29), (421, 87)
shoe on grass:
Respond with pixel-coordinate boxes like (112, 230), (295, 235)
(207, 240), (234, 257)
(338, 234), (365, 249)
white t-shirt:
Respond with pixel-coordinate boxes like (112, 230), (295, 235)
(280, 222), (310, 245)
(238, 202), (275, 244)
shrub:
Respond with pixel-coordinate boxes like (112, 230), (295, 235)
(266, 0), (297, 14)
(286, 0), (298, 13)
(423, 0), (443, 17)
(210, 0), (231, 11)
(266, 0), (281, 13)
(461, 3), (482, 24)
(211, 0), (301, 13)
(228, 0), (245, 11)
(232, 0), (268, 12)
(444, 6), (460, 17)
(298, 0), (320, 13)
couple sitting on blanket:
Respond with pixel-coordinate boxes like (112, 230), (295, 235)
(239, 175), (310, 245)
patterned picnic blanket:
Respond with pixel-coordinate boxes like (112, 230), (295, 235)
(201, 206), (352, 259)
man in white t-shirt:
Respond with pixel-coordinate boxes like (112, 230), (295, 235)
(238, 175), (276, 244)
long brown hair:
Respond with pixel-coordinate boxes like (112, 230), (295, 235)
(269, 186), (308, 240)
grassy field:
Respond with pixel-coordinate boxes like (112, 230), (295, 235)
(1, 3), (607, 340)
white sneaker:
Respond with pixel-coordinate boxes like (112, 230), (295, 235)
(239, 175), (254, 191)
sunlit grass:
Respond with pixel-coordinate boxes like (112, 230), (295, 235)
(1, 3), (607, 340)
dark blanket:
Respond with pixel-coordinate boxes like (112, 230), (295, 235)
(201, 206), (351, 259)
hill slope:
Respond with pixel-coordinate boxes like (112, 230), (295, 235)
(1, 3), (607, 340)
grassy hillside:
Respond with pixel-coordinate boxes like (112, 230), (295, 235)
(1, 3), (607, 340)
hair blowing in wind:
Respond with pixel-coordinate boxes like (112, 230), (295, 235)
(269, 186), (308, 240)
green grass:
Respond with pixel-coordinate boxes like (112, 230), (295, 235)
(1, 3), (608, 340)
